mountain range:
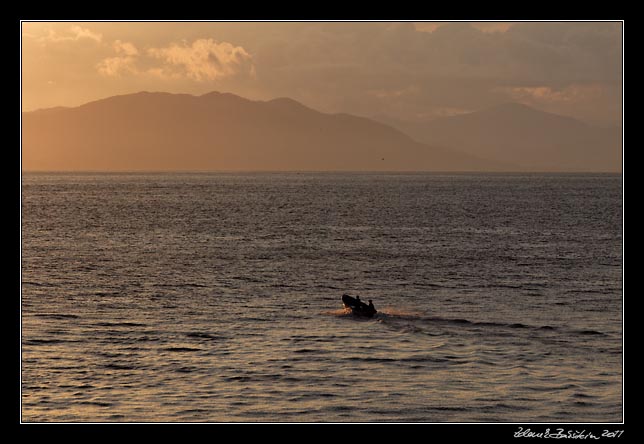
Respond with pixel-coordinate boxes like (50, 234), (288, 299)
(22, 92), (621, 172)
(374, 103), (622, 172)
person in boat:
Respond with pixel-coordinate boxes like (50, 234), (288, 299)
(368, 300), (375, 312)
(355, 295), (361, 308)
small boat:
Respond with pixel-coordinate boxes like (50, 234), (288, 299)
(342, 294), (377, 318)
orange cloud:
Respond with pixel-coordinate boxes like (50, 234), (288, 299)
(499, 84), (606, 104)
(413, 22), (443, 33)
(147, 38), (255, 81)
(414, 22), (514, 34)
(96, 56), (137, 77)
(367, 85), (420, 99)
(96, 40), (140, 77)
(469, 22), (514, 33)
(26, 25), (103, 44)
(113, 40), (138, 56)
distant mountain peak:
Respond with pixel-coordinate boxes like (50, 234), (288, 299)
(489, 102), (534, 112)
(267, 96), (305, 106)
(265, 96), (313, 111)
(501, 101), (530, 108)
(199, 91), (246, 101)
(377, 101), (620, 172)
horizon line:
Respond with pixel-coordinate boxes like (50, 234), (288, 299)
(21, 169), (623, 175)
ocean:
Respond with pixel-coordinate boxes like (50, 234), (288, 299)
(21, 172), (623, 422)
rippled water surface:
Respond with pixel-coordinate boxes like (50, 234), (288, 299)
(21, 172), (622, 422)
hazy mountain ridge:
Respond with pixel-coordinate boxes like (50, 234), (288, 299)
(374, 103), (622, 172)
(22, 91), (620, 172)
(22, 91), (508, 172)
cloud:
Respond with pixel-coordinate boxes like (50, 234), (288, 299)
(96, 40), (139, 77)
(502, 22), (622, 85)
(68, 25), (103, 43)
(498, 84), (606, 104)
(113, 40), (138, 56)
(414, 22), (514, 34)
(367, 85), (421, 100)
(27, 25), (103, 44)
(413, 22), (444, 33)
(95, 37), (255, 82)
(96, 56), (137, 77)
(495, 82), (621, 125)
(147, 38), (255, 81)
(254, 22), (621, 123)
(470, 22), (514, 33)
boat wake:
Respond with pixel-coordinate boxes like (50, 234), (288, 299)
(376, 307), (424, 319)
(326, 304), (609, 340)
(324, 305), (424, 322)
(324, 308), (353, 317)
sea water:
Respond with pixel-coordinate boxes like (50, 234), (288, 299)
(21, 172), (623, 422)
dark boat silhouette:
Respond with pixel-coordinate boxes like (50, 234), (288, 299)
(342, 294), (377, 318)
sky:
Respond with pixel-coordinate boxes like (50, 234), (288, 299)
(21, 21), (623, 127)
